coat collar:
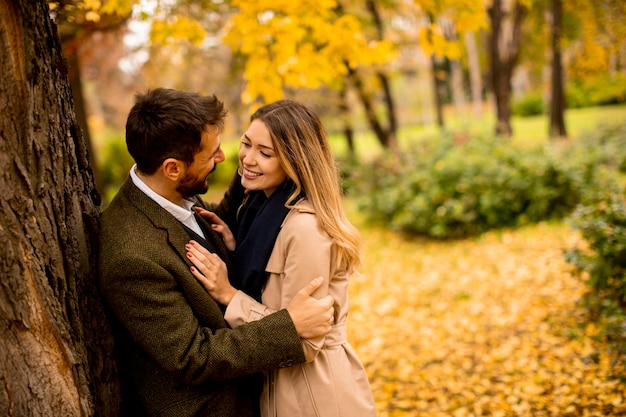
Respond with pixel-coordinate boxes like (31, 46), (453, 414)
(118, 177), (197, 264)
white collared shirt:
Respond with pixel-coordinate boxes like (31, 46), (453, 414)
(130, 164), (206, 238)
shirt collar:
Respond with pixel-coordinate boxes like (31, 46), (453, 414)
(129, 164), (203, 234)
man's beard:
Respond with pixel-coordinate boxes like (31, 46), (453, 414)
(177, 175), (209, 198)
(177, 165), (217, 198)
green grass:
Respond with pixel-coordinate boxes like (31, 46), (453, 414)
(327, 103), (626, 160)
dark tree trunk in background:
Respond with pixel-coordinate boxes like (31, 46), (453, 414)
(338, 0), (398, 151)
(488, 0), (526, 137)
(549, 0), (567, 138)
(430, 53), (446, 128)
(0, 0), (119, 415)
(464, 30), (483, 118)
(338, 85), (356, 158)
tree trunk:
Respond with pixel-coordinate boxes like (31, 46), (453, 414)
(430, 53), (445, 129)
(450, 59), (466, 122)
(464, 31), (483, 118)
(488, 0), (526, 137)
(549, 0), (567, 138)
(338, 85), (356, 158)
(0, 0), (119, 415)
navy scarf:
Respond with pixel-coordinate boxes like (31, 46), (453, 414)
(232, 181), (296, 302)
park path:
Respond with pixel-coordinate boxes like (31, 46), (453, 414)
(347, 220), (626, 416)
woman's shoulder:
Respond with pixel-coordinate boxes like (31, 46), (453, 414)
(283, 198), (315, 224)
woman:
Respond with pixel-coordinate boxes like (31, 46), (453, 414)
(186, 99), (376, 416)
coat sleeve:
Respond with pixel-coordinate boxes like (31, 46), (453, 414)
(224, 290), (277, 327)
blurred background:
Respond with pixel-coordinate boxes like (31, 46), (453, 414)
(48, 0), (626, 204)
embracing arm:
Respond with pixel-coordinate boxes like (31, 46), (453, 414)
(97, 246), (305, 385)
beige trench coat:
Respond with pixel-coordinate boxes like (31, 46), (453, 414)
(225, 199), (377, 417)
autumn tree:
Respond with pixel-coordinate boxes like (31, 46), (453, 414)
(222, 0), (397, 152)
(0, 0), (118, 415)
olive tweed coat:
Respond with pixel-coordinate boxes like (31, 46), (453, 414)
(97, 177), (306, 417)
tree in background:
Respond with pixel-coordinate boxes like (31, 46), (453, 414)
(415, 0), (487, 130)
(549, 0), (567, 138)
(487, 0), (527, 137)
(0, 0), (118, 415)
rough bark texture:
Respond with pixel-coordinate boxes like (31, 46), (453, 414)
(0, 0), (119, 415)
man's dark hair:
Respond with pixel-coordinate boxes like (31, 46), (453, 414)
(125, 88), (227, 174)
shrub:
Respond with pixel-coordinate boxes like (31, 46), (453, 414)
(565, 185), (626, 312)
(351, 134), (581, 238)
(549, 121), (626, 189)
(567, 73), (626, 108)
(512, 93), (545, 117)
(98, 133), (134, 205)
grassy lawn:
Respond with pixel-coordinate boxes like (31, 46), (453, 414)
(326, 104), (626, 160)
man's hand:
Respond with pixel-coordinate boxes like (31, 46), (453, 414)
(286, 277), (334, 339)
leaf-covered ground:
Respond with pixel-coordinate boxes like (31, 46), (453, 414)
(346, 220), (626, 416)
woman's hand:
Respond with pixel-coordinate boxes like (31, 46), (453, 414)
(186, 240), (237, 305)
(193, 207), (236, 251)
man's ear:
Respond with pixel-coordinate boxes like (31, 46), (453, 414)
(162, 158), (184, 181)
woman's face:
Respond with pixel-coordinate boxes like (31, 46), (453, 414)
(239, 119), (288, 196)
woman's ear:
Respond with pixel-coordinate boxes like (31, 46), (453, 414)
(162, 158), (183, 181)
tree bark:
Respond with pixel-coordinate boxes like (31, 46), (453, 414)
(488, 0), (526, 137)
(430, 53), (446, 129)
(0, 0), (119, 415)
(549, 0), (567, 138)
(338, 85), (356, 158)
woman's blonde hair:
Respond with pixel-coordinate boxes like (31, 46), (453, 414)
(250, 100), (361, 273)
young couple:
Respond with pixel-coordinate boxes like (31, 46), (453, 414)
(97, 88), (375, 417)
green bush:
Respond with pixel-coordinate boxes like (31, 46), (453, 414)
(350, 134), (581, 238)
(567, 73), (626, 108)
(549, 121), (626, 188)
(565, 185), (626, 312)
(512, 93), (545, 117)
(98, 133), (134, 205)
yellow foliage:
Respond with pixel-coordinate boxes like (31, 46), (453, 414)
(346, 213), (626, 416)
(223, 0), (396, 104)
(412, 0), (486, 59)
(98, 0), (133, 17)
(418, 25), (461, 59)
(150, 16), (206, 47)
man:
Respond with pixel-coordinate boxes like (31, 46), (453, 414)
(97, 88), (334, 417)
